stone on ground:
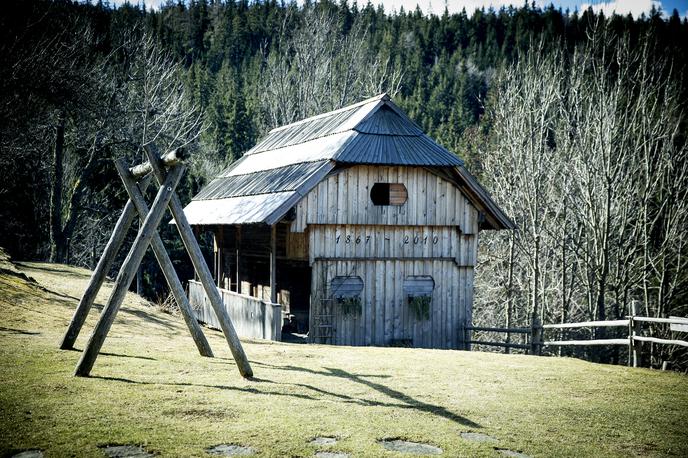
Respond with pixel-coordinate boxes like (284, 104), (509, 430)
(314, 452), (349, 458)
(379, 439), (443, 455)
(12, 451), (43, 458)
(206, 444), (256, 456)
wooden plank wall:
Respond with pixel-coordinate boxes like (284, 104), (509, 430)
(308, 224), (477, 266)
(291, 165), (479, 233)
(310, 259), (472, 349)
(188, 280), (282, 341)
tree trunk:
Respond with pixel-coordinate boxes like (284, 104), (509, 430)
(50, 111), (66, 263)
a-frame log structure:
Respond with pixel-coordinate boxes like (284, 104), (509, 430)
(60, 145), (253, 379)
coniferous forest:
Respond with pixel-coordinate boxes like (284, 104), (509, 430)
(1, 0), (687, 367)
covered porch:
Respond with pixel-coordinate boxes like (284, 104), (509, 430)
(188, 222), (311, 341)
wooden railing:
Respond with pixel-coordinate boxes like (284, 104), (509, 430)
(188, 280), (282, 341)
(465, 325), (536, 353)
(541, 315), (688, 367)
(467, 315), (688, 367)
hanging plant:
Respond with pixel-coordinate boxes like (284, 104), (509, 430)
(409, 295), (432, 321)
(337, 295), (362, 317)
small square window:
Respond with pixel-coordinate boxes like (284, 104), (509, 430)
(371, 183), (408, 206)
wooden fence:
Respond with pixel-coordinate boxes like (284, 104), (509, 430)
(542, 315), (688, 367)
(465, 324), (540, 353)
(467, 314), (688, 368)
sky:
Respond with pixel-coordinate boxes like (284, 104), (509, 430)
(107, 0), (688, 18)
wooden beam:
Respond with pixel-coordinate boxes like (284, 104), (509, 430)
(632, 316), (688, 325)
(542, 319), (629, 329)
(270, 224), (277, 304)
(465, 326), (531, 334)
(59, 175), (152, 350)
(143, 144), (253, 379)
(632, 336), (688, 348)
(115, 160), (213, 358)
(74, 165), (185, 377)
(544, 339), (629, 346)
(129, 148), (185, 178)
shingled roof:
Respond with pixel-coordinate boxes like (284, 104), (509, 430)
(183, 94), (513, 230)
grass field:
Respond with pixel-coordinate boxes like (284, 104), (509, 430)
(0, 253), (686, 457)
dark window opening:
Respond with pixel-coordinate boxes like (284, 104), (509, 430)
(370, 183), (408, 206)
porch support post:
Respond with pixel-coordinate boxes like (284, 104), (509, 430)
(270, 224), (277, 304)
(235, 226), (241, 293)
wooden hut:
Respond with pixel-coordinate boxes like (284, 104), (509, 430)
(184, 94), (513, 349)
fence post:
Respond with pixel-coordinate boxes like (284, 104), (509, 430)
(631, 300), (642, 368)
(627, 313), (633, 367)
(530, 317), (542, 356)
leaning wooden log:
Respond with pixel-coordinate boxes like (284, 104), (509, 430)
(59, 175), (153, 350)
(115, 159), (213, 358)
(129, 147), (186, 178)
(143, 143), (254, 379)
(74, 165), (185, 377)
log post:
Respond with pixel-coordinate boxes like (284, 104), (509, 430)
(74, 165), (185, 376)
(129, 148), (186, 178)
(631, 300), (642, 368)
(59, 175), (152, 350)
(115, 160), (213, 358)
(530, 317), (543, 356)
(143, 144), (253, 378)
(270, 224), (277, 304)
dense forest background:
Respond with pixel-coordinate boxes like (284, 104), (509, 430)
(1, 0), (686, 367)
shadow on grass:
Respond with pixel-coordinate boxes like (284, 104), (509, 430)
(253, 361), (481, 428)
(0, 326), (40, 335)
(91, 361), (480, 428)
(16, 262), (88, 279)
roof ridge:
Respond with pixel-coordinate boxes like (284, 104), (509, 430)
(268, 93), (389, 134)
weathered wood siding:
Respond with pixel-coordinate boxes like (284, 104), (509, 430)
(291, 165), (479, 233)
(310, 259), (472, 349)
(189, 280), (282, 341)
(307, 224), (477, 266)
(291, 164), (480, 349)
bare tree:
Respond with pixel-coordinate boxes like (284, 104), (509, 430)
(257, 6), (402, 130)
(474, 25), (688, 367)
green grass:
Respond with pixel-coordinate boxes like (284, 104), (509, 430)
(0, 256), (686, 457)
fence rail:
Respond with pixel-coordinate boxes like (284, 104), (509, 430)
(540, 314), (688, 367)
(465, 326), (530, 334)
(542, 319), (629, 329)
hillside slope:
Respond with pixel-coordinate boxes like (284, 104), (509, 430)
(0, 252), (686, 457)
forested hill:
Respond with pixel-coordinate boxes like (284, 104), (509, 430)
(2, 1), (687, 368)
(6, 1), (687, 167)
